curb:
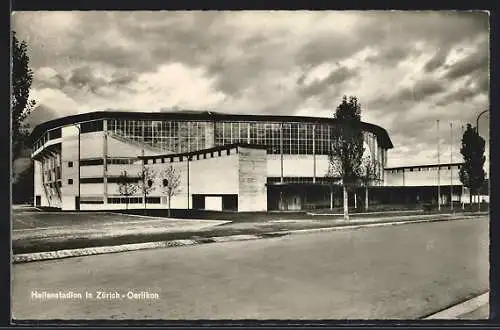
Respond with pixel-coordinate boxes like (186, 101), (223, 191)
(422, 292), (489, 319)
(13, 215), (485, 264)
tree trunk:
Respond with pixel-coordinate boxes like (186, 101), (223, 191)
(469, 190), (472, 209)
(478, 193), (481, 212)
(354, 192), (357, 209)
(343, 185), (349, 221)
(330, 187), (333, 210)
(168, 196), (171, 218)
(126, 197), (128, 210)
(365, 186), (369, 212)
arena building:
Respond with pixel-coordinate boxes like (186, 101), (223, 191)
(29, 110), (469, 212)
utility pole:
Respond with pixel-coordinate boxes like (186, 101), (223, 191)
(437, 120), (441, 211)
(476, 109), (488, 212)
(461, 125), (465, 210)
(450, 122), (453, 212)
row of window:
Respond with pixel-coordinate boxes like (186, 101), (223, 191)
(79, 196), (163, 204)
(266, 177), (342, 184)
(108, 120), (208, 154)
(68, 177), (143, 184)
(108, 119), (383, 156)
(34, 119), (386, 159)
(107, 197), (161, 204)
(386, 165), (461, 174)
(144, 148), (233, 164)
(67, 158), (140, 167)
(33, 128), (62, 150)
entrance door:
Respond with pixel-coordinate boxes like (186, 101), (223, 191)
(75, 196), (80, 210)
(35, 195), (41, 206)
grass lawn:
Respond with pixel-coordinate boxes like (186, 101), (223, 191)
(12, 213), (483, 254)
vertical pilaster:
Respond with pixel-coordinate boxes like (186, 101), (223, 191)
(313, 124), (316, 183)
(280, 123), (283, 183)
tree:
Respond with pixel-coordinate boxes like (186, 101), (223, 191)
(360, 155), (378, 211)
(160, 165), (181, 217)
(138, 166), (156, 212)
(459, 123), (486, 210)
(11, 31), (36, 171)
(12, 161), (34, 204)
(329, 95), (365, 220)
(117, 170), (138, 210)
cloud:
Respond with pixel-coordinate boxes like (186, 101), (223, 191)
(423, 48), (451, 73)
(443, 39), (489, 80)
(12, 11), (490, 168)
(298, 66), (359, 99)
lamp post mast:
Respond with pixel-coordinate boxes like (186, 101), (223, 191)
(437, 120), (441, 211)
(450, 122), (453, 212)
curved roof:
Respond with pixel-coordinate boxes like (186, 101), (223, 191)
(29, 110), (394, 149)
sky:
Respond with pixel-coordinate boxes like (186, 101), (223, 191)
(12, 10), (490, 170)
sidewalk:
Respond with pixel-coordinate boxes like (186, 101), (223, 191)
(13, 211), (488, 264)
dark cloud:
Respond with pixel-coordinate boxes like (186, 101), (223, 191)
(373, 78), (445, 110)
(423, 48), (451, 73)
(443, 39), (489, 80)
(366, 45), (418, 67)
(295, 34), (363, 67)
(435, 87), (478, 107)
(402, 79), (446, 102)
(25, 104), (61, 129)
(435, 71), (489, 107)
(298, 66), (359, 99)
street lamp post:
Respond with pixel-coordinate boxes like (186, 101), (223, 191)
(476, 109), (489, 211)
(450, 122), (453, 212)
(437, 120), (441, 211)
(476, 110), (488, 134)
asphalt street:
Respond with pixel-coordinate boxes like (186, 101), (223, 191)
(12, 216), (488, 320)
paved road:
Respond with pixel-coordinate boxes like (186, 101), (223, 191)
(12, 217), (488, 320)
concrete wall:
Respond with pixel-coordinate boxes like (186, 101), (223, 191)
(33, 159), (47, 207)
(384, 165), (462, 187)
(267, 154), (330, 178)
(238, 147), (267, 211)
(146, 151), (240, 209)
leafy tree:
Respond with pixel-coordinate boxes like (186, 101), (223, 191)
(11, 31), (36, 171)
(328, 95), (365, 220)
(138, 166), (156, 212)
(12, 161), (34, 204)
(160, 165), (181, 217)
(117, 170), (138, 210)
(459, 123), (486, 209)
(360, 155), (378, 211)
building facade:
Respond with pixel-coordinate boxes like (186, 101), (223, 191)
(30, 110), (394, 211)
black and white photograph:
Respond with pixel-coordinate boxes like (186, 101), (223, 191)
(11, 10), (490, 321)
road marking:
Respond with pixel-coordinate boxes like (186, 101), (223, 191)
(307, 209), (424, 216)
(422, 292), (489, 319)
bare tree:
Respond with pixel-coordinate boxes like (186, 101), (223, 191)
(160, 164), (181, 217)
(138, 166), (156, 212)
(117, 170), (138, 210)
(329, 96), (365, 220)
(360, 156), (378, 211)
